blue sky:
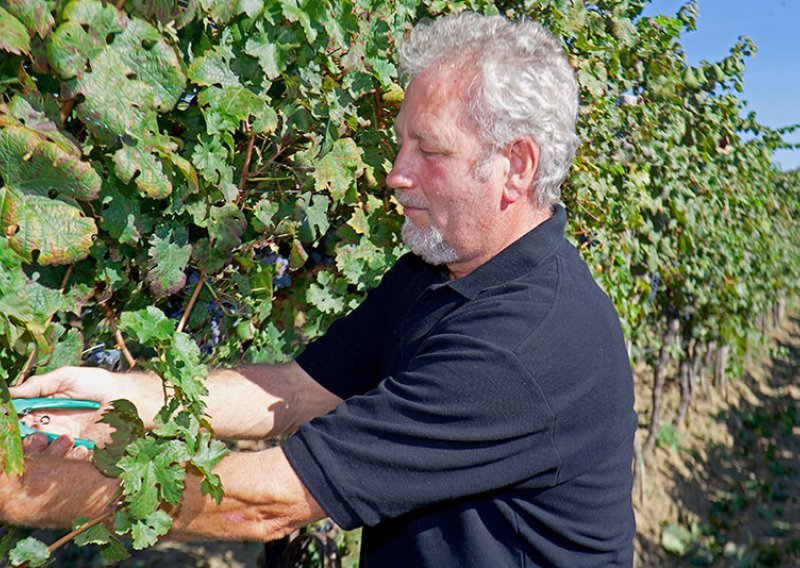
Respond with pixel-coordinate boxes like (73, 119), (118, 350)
(642, 0), (800, 171)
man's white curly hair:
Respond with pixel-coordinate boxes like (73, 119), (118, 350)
(398, 13), (580, 207)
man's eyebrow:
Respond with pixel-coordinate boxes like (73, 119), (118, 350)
(393, 123), (441, 143)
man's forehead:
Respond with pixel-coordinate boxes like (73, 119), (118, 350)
(394, 69), (475, 139)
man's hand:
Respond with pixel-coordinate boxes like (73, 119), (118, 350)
(9, 367), (163, 446)
(22, 433), (94, 461)
(8, 362), (341, 442)
(1, 435), (327, 542)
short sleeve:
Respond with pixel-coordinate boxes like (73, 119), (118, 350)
(296, 255), (426, 399)
(283, 303), (561, 530)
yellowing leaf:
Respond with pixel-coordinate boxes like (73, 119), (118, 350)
(0, 7), (31, 56)
(312, 138), (365, 202)
(1, 187), (97, 265)
(113, 144), (172, 199)
(145, 228), (192, 298)
(46, 0), (185, 144)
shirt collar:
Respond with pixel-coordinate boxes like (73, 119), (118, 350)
(445, 205), (567, 299)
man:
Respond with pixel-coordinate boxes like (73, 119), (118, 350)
(2, 13), (637, 567)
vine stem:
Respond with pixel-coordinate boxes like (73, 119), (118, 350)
(238, 133), (256, 191)
(373, 90), (385, 129)
(101, 305), (136, 369)
(46, 509), (114, 553)
(12, 265), (74, 387)
(39, 485), (123, 563)
(177, 271), (206, 334)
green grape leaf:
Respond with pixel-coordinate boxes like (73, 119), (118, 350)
(335, 237), (386, 289)
(119, 306), (175, 346)
(162, 332), (209, 407)
(198, 85), (278, 135)
(99, 181), (152, 245)
(0, 259), (65, 344)
(308, 275), (345, 314)
(118, 437), (188, 518)
(194, 203), (247, 274)
(146, 227), (192, 298)
(130, 509), (173, 550)
(94, 399), (147, 477)
(46, 0), (185, 144)
(289, 237), (308, 270)
(370, 57), (397, 88)
(252, 198), (279, 233)
(0, 123), (101, 201)
(312, 138), (365, 202)
(280, 0), (317, 43)
(197, 0), (238, 24)
(0, 110), (101, 264)
(187, 43), (240, 87)
(191, 432), (228, 504)
(0, 121), (101, 200)
(72, 517), (130, 562)
(300, 193), (330, 240)
(8, 537), (50, 567)
(36, 328), (83, 374)
(210, 204), (247, 249)
(191, 135), (230, 185)
(245, 34), (284, 80)
(152, 410), (200, 447)
(113, 144), (173, 199)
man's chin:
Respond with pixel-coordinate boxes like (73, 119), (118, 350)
(402, 219), (458, 265)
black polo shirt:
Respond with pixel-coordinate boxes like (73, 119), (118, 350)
(283, 206), (637, 567)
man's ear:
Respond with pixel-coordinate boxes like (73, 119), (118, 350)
(504, 137), (539, 203)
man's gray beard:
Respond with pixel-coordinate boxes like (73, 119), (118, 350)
(402, 217), (459, 265)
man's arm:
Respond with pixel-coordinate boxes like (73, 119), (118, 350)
(9, 362), (342, 441)
(0, 444), (326, 542)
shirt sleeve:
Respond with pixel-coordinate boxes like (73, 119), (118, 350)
(283, 300), (562, 530)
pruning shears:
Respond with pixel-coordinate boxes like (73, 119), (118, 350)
(12, 398), (101, 450)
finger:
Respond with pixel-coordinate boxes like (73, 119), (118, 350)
(22, 434), (50, 454)
(42, 435), (74, 458)
(70, 445), (92, 461)
(8, 368), (70, 398)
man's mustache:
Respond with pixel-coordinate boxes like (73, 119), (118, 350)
(395, 190), (429, 209)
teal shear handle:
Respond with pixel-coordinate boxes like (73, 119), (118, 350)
(13, 398), (102, 450)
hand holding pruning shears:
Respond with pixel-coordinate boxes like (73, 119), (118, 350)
(14, 398), (101, 450)
(9, 367), (122, 457)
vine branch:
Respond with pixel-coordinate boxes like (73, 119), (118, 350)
(45, 485), (123, 558)
(177, 271), (206, 334)
(101, 304), (136, 370)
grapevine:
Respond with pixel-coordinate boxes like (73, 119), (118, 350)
(1, 0), (798, 564)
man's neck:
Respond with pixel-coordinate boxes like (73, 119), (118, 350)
(446, 206), (554, 280)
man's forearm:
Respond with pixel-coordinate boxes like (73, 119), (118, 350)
(0, 455), (118, 529)
(0, 447), (326, 542)
(122, 362), (341, 440)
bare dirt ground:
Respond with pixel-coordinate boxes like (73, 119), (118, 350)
(18, 315), (800, 567)
(634, 313), (800, 567)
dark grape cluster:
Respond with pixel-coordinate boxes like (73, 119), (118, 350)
(198, 300), (224, 355)
(648, 273), (660, 302)
(259, 251), (292, 289)
(85, 345), (122, 369)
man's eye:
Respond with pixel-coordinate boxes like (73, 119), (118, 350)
(420, 148), (440, 157)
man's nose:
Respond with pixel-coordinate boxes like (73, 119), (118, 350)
(386, 148), (414, 190)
